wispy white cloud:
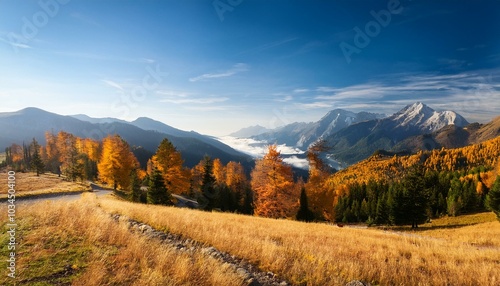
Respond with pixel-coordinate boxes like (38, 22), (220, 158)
(297, 102), (333, 110)
(189, 63), (248, 82)
(316, 86), (336, 92)
(293, 88), (309, 93)
(315, 83), (387, 100)
(275, 95), (293, 102)
(0, 35), (32, 49)
(156, 90), (191, 97)
(101, 79), (124, 91)
(296, 70), (500, 123)
(54, 51), (156, 64)
(160, 97), (229, 105)
(182, 104), (242, 111)
(140, 58), (156, 64)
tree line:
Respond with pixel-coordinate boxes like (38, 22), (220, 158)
(2, 131), (500, 225)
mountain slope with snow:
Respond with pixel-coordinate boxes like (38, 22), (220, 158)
(252, 109), (385, 149)
(325, 103), (469, 165)
(390, 102), (468, 133)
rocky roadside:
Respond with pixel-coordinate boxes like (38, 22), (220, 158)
(111, 214), (291, 286)
(111, 214), (372, 286)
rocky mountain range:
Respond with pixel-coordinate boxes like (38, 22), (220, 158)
(324, 102), (470, 165)
(3, 104), (498, 171)
(232, 102), (500, 168)
(250, 109), (386, 148)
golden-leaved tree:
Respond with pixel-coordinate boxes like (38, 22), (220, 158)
(251, 145), (297, 218)
(305, 140), (335, 221)
(98, 134), (138, 190)
(212, 158), (225, 186)
(56, 131), (82, 180)
(226, 161), (248, 192)
(225, 161), (252, 213)
(151, 138), (190, 195)
(43, 131), (61, 173)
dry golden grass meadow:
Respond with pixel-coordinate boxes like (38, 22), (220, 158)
(0, 172), (90, 199)
(0, 172), (499, 285)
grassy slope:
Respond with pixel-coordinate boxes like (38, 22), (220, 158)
(100, 198), (500, 286)
(1, 194), (498, 285)
(0, 172), (91, 199)
(0, 195), (245, 286)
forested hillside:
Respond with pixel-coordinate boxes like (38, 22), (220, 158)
(3, 129), (500, 227)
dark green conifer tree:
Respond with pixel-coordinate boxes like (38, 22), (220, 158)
(486, 176), (500, 220)
(375, 194), (390, 225)
(199, 156), (217, 211)
(30, 138), (44, 176)
(296, 187), (315, 222)
(147, 168), (171, 205)
(129, 170), (142, 203)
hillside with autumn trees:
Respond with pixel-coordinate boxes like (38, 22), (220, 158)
(2, 128), (500, 227)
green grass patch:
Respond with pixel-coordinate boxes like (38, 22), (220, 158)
(0, 217), (98, 285)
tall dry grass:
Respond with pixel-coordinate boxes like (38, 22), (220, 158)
(0, 194), (245, 286)
(100, 198), (500, 286)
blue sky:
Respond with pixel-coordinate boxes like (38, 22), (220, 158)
(1, 0), (499, 136)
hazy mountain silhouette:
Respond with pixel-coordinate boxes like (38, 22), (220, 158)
(1, 107), (251, 168)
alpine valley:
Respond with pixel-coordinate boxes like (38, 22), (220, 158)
(2, 102), (500, 171)
(232, 102), (500, 168)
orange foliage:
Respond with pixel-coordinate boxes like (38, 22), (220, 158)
(305, 141), (335, 220)
(9, 144), (23, 163)
(151, 138), (190, 195)
(98, 134), (138, 190)
(44, 131), (59, 162)
(190, 160), (205, 193)
(327, 136), (500, 188)
(213, 158), (225, 186)
(251, 145), (297, 218)
(77, 138), (101, 161)
(225, 161), (247, 190)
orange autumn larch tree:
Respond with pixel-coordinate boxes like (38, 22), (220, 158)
(56, 131), (82, 181)
(251, 145), (297, 218)
(305, 140), (335, 221)
(213, 158), (225, 186)
(98, 134), (138, 190)
(151, 138), (190, 195)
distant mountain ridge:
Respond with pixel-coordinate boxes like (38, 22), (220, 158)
(229, 125), (270, 138)
(392, 116), (500, 153)
(3, 104), (494, 171)
(324, 102), (470, 165)
(70, 114), (128, 124)
(1, 108), (251, 168)
(251, 109), (385, 148)
(231, 102), (475, 168)
(74, 115), (245, 158)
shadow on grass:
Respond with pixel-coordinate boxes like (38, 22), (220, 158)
(377, 211), (495, 232)
(381, 224), (466, 232)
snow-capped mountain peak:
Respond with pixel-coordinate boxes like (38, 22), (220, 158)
(391, 102), (468, 132)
